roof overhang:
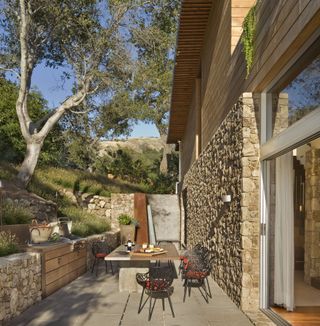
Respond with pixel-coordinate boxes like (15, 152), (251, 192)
(167, 0), (213, 144)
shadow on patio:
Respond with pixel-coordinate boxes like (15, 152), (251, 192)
(9, 263), (253, 326)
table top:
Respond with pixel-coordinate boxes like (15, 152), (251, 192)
(105, 243), (180, 261)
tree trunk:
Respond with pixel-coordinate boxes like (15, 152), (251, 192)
(16, 141), (43, 187)
(159, 133), (172, 175)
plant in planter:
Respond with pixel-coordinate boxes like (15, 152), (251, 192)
(0, 231), (19, 256)
(117, 214), (138, 244)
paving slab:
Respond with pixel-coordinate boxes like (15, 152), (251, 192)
(8, 263), (253, 326)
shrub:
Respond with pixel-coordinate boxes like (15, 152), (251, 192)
(0, 231), (19, 256)
(0, 200), (34, 225)
(61, 206), (110, 237)
(117, 214), (138, 226)
(118, 214), (133, 225)
(0, 161), (17, 180)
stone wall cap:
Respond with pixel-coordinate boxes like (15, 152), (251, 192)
(0, 252), (40, 266)
(242, 92), (253, 98)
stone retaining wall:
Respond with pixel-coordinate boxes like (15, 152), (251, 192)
(182, 93), (260, 311)
(1, 183), (57, 223)
(0, 252), (41, 324)
(73, 193), (134, 231)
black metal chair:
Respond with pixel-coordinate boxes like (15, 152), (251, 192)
(136, 266), (175, 321)
(181, 244), (212, 303)
(91, 241), (114, 276)
(136, 271), (150, 314)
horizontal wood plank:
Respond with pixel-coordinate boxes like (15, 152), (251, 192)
(45, 248), (86, 273)
(45, 256), (86, 286)
(45, 265), (87, 297)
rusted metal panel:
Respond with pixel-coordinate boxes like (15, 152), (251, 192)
(134, 193), (149, 244)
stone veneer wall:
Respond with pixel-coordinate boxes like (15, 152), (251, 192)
(240, 94), (260, 311)
(110, 194), (134, 230)
(304, 148), (320, 284)
(182, 93), (260, 311)
(0, 252), (41, 324)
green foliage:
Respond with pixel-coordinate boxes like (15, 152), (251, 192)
(108, 149), (148, 184)
(241, 4), (257, 77)
(117, 214), (133, 225)
(0, 78), (65, 165)
(0, 200), (34, 225)
(61, 206), (110, 237)
(128, 1), (180, 134)
(61, 99), (134, 171)
(30, 166), (145, 197)
(49, 232), (61, 242)
(0, 231), (19, 256)
(0, 161), (17, 180)
(148, 152), (179, 194)
(95, 146), (178, 194)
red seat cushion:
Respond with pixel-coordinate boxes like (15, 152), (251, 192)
(95, 253), (107, 258)
(185, 270), (208, 279)
(146, 279), (167, 291)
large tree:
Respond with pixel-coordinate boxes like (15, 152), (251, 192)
(62, 94), (135, 171)
(0, 0), (135, 187)
(129, 0), (180, 173)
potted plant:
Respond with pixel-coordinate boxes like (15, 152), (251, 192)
(29, 219), (54, 244)
(117, 214), (138, 244)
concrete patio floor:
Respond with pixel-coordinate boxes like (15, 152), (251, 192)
(9, 263), (253, 326)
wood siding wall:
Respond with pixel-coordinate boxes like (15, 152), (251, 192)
(202, 0), (320, 147)
(231, 0), (255, 53)
(180, 0), (320, 177)
(181, 81), (197, 176)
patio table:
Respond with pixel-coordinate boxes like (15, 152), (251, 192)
(105, 243), (180, 292)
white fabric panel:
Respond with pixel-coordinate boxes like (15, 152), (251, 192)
(274, 152), (295, 311)
(147, 204), (156, 244)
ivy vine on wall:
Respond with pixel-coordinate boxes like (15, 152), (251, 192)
(241, 3), (258, 77)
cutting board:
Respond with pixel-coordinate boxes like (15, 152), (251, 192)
(130, 250), (168, 257)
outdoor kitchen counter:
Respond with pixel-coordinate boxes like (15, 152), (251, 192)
(26, 240), (87, 297)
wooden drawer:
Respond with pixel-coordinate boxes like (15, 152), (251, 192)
(30, 243), (88, 298)
(45, 248), (86, 273)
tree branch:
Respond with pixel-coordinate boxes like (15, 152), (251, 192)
(16, 0), (32, 140)
(0, 66), (21, 79)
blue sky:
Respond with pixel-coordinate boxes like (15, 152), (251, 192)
(30, 63), (159, 139)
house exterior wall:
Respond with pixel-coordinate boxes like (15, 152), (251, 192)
(181, 86), (198, 178)
(305, 148), (320, 285)
(173, 0), (320, 323)
(182, 93), (261, 311)
(193, 0), (320, 155)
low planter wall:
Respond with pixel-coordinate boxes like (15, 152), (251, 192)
(0, 252), (41, 324)
(86, 231), (120, 270)
(0, 230), (120, 325)
(0, 224), (30, 245)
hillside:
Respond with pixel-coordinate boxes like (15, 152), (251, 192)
(99, 137), (163, 154)
(99, 137), (163, 166)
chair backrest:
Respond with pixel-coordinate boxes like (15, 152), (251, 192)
(92, 241), (111, 256)
(149, 266), (174, 289)
(188, 244), (212, 273)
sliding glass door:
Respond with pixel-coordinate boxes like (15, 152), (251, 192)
(260, 53), (320, 324)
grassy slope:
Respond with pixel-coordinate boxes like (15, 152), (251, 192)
(0, 162), (147, 197)
(0, 162), (147, 236)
